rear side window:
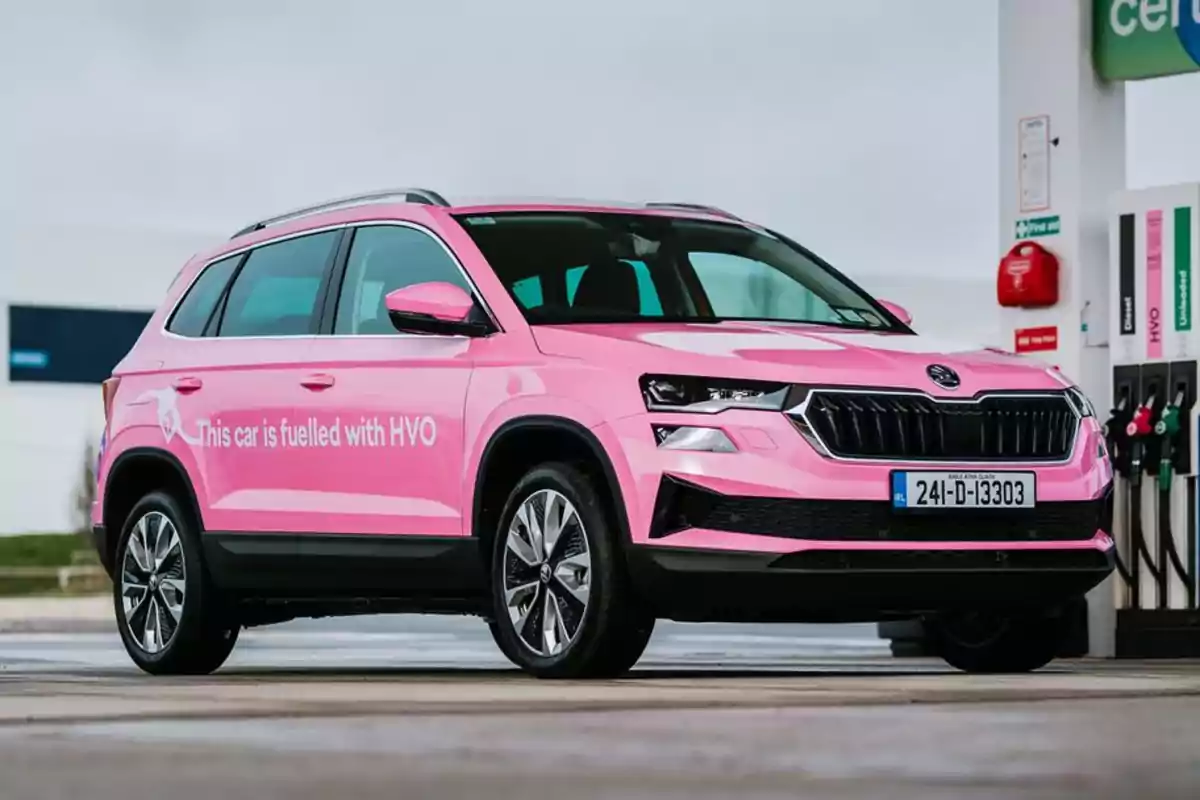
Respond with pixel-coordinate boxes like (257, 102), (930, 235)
(166, 255), (240, 337)
(218, 231), (339, 337)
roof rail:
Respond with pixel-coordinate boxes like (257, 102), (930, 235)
(231, 187), (450, 239)
(644, 201), (741, 220)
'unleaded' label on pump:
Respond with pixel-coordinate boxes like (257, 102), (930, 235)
(1177, 206), (1193, 331)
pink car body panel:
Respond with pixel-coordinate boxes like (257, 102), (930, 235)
(94, 200), (1113, 574)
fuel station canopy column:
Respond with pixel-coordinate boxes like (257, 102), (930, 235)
(999, 0), (1200, 657)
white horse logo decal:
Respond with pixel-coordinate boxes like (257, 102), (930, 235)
(132, 388), (202, 446)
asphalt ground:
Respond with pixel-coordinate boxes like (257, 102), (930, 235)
(2, 615), (1199, 799)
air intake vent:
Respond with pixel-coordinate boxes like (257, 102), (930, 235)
(795, 391), (1078, 462)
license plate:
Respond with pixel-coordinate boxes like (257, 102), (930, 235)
(891, 471), (1036, 509)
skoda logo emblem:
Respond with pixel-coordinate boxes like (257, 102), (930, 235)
(926, 364), (960, 390)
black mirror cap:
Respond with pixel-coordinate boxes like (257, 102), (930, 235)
(387, 309), (493, 337)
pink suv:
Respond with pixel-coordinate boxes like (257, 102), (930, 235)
(92, 189), (1114, 677)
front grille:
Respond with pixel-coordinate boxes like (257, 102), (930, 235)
(648, 477), (1108, 543)
(795, 390), (1078, 462)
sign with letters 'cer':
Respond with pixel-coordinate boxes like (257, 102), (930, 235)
(1094, 0), (1200, 81)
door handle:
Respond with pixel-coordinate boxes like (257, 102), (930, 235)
(301, 373), (335, 390)
(172, 377), (203, 393)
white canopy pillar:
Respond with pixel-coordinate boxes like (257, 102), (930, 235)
(999, 0), (1126, 656)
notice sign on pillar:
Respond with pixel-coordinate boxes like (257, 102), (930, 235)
(1019, 115), (1051, 213)
(1014, 325), (1059, 353)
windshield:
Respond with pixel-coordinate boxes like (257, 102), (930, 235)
(454, 212), (901, 331)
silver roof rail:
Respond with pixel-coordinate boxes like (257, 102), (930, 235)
(231, 187), (450, 239)
(644, 201), (741, 220)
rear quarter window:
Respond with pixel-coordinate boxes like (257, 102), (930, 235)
(166, 255), (241, 337)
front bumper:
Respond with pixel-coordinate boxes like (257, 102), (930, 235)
(627, 543), (1115, 624)
(609, 410), (1113, 551)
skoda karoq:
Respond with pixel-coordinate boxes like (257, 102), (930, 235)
(93, 189), (1114, 677)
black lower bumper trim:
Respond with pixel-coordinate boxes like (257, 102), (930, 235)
(628, 544), (1115, 624)
(649, 475), (1112, 543)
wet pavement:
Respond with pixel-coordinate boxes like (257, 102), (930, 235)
(2, 617), (1199, 798)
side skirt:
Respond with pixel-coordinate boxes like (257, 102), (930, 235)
(202, 532), (488, 626)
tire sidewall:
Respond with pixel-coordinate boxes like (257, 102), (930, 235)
(926, 609), (1066, 673)
(112, 490), (210, 670)
(489, 463), (618, 674)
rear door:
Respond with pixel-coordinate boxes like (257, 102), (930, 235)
(163, 228), (342, 536)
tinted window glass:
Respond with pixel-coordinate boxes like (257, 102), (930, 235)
(455, 212), (892, 329)
(219, 232), (338, 337)
(511, 276), (544, 309)
(565, 261), (663, 316)
(166, 255), (240, 337)
(690, 253), (839, 323)
(334, 225), (470, 335)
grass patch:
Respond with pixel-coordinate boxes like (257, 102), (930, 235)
(0, 532), (93, 568)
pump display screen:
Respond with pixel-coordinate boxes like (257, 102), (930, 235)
(891, 471), (1036, 509)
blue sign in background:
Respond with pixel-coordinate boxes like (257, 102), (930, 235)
(8, 305), (151, 384)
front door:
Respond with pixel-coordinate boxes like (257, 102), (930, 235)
(293, 222), (479, 540)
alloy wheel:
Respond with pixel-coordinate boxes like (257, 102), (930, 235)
(502, 488), (592, 656)
(121, 511), (186, 654)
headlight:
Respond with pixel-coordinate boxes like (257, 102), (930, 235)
(640, 375), (789, 413)
(1065, 385), (1096, 418)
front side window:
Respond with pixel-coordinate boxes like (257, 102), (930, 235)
(454, 212), (896, 330)
(333, 225), (470, 335)
(167, 255), (241, 337)
(218, 231), (339, 337)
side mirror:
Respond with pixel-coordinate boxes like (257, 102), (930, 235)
(384, 282), (492, 337)
(878, 298), (913, 326)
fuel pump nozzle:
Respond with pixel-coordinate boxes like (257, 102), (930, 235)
(1125, 393), (1157, 486)
(1103, 397), (1134, 477)
(1155, 390), (1185, 490)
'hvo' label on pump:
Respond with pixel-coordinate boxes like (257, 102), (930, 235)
(1176, 206), (1193, 332)
(1148, 209), (1164, 359)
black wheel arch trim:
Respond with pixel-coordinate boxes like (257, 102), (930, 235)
(103, 447), (205, 535)
(472, 415), (632, 545)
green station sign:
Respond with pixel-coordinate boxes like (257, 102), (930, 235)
(1094, 0), (1200, 80)
(1015, 215), (1062, 239)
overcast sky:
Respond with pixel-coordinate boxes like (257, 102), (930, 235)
(3, 0), (1200, 285)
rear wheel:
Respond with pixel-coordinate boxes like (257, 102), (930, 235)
(488, 462), (654, 678)
(113, 491), (238, 675)
(924, 607), (1068, 674)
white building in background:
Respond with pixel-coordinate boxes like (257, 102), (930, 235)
(2, 0), (1191, 533)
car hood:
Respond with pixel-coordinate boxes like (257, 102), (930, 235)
(531, 321), (1070, 395)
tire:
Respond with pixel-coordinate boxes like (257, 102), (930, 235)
(488, 461), (654, 679)
(924, 608), (1068, 674)
(112, 490), (239, 675)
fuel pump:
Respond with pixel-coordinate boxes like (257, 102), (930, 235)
(1103, 399), (1135, 589)
(1106, 185), (1200, 656)
(1154, 391), (1197, 609)
(1125, 393), (1163, 609)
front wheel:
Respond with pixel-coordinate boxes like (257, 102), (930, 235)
(924, 607), (1069, 674)
(488, 462), (654, 679)
(113, 491), (239, 675)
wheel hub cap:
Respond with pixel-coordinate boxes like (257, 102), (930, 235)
(502, 488), (592, 657)
(120, 511), (186, 655)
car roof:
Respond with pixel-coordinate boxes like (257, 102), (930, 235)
(185, 190), (749, 272)
(232, 189), (743, 238)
